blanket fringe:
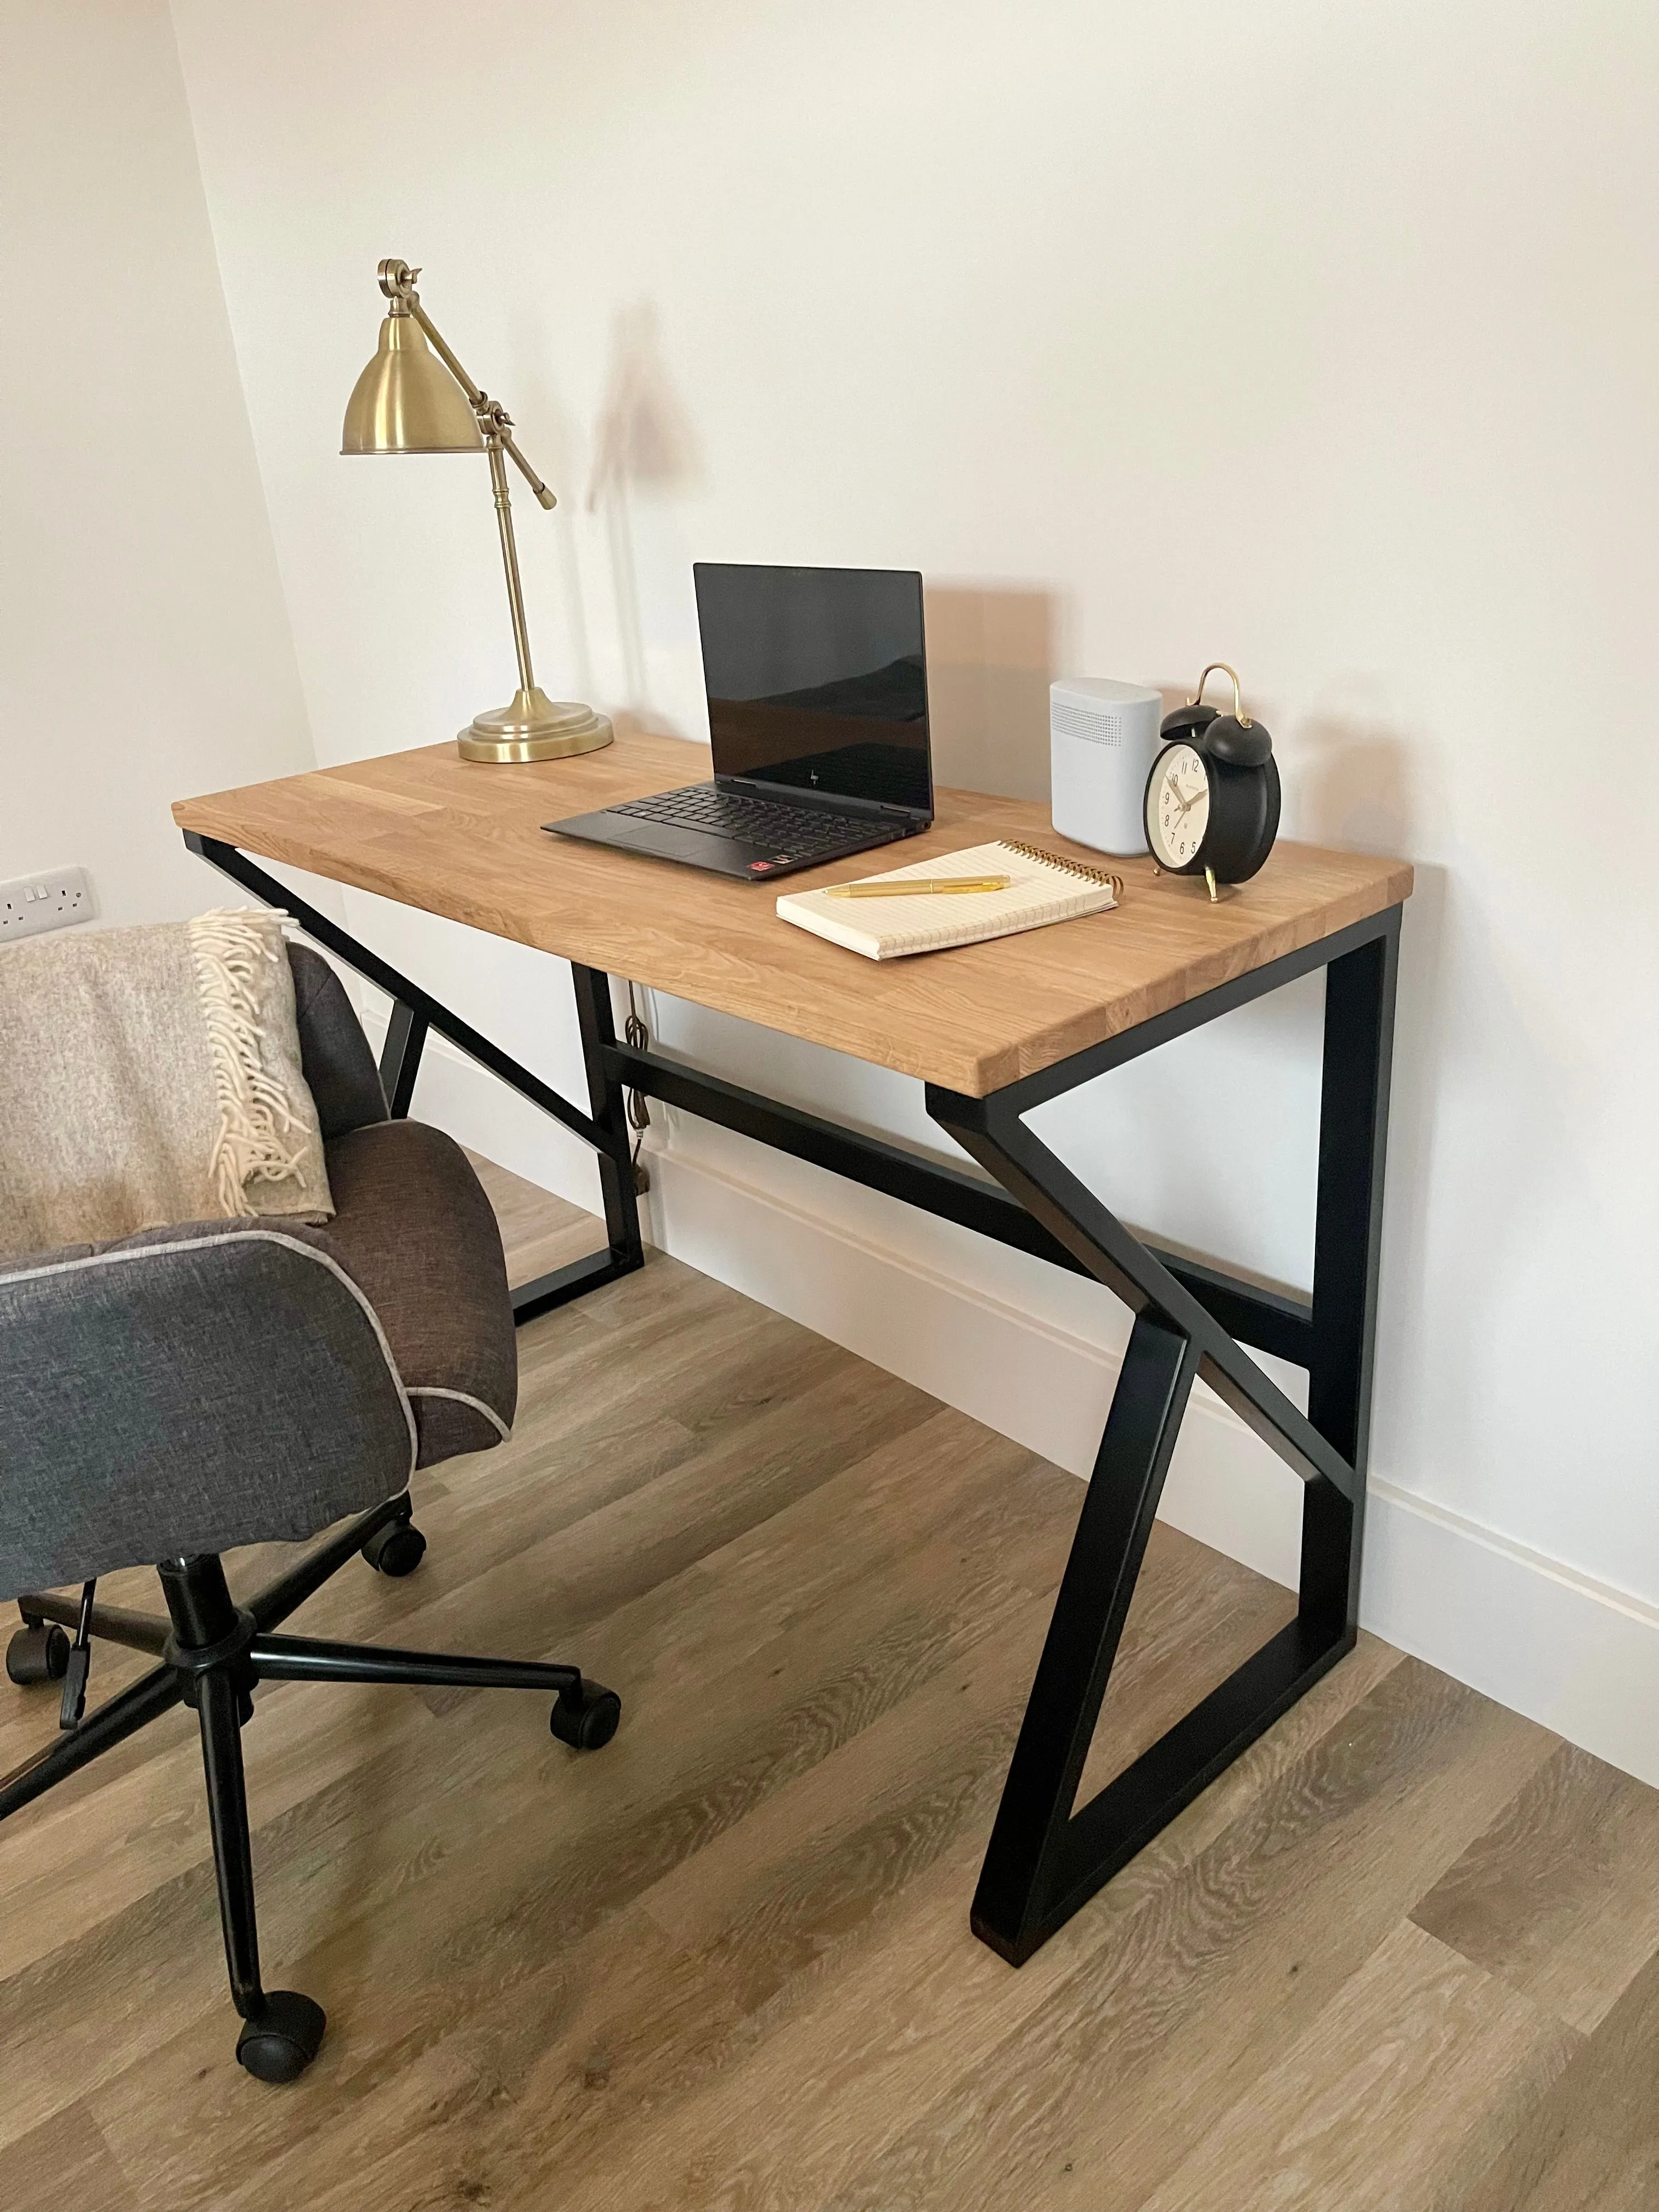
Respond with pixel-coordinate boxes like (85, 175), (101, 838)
(186, 910), (308, 1217)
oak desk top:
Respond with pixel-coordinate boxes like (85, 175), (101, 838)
(174, 736), (1412, 1098)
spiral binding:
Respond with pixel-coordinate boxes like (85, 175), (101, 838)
(993, 839), (1124, 901)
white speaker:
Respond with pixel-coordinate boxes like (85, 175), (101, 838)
(1048, 678), (1163, 856)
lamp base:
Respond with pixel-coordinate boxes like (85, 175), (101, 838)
(457, 688), (614, 764)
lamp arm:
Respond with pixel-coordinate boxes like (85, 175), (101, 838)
(495, 425), (559, 512)
(399, 292), (557, 512)
(379, 260), (560, 511)
(401, 295), (483, 407)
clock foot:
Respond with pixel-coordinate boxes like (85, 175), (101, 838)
(1205, 867), (1218, 903)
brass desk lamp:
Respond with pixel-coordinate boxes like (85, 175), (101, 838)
(342, 258), (612, 764)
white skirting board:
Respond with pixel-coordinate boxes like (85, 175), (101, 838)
(370, 1014), (1659, 1791)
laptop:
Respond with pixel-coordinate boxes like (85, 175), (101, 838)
(545, 562), (934, 880)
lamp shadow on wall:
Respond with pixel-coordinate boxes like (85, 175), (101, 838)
(509, 305), (599, 711)
(923, 585), (1062, 802)
(587, 301), (702, 736)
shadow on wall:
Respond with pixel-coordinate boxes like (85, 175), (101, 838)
(588, 301), (702, 733)
(1294, 711), (1416, 854)
(924, 585), (1062, 803)
(1266, 709), (1487, 1503)
(1039, 692), (1440, 1317)
(509, 303), (599, 710)
(1134, 681), (1419, 859)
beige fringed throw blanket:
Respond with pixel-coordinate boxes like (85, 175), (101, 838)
(0, 911), (332, 1262)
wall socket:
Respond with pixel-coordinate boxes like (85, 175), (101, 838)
(0, 866), (95, 942)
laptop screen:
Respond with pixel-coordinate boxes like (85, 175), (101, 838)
(693, 563), (932, 817)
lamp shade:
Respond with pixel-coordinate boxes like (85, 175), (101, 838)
(341, 313), (482, 455)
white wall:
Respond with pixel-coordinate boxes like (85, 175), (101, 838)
(0, 1), (314, 927)
(169, 2), (1659, 1770)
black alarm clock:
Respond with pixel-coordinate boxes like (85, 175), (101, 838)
(1144, 663), (1280, 899)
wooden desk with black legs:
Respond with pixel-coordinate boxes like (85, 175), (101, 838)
(174, 733), (1412, 1968)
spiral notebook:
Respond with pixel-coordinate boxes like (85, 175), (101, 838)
(776, 839), (1121, 961)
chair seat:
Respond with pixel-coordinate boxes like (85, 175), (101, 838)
(322, 1120), (517, 1466)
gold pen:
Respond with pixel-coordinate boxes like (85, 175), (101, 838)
(825, 874), (1013, 899)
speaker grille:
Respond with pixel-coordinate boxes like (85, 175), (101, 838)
(1052, 698), (1121, 746)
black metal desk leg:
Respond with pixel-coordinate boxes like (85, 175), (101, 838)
(969, 1315), (1198, 1961)
(929, 914), (1401, 1965)
(378, 1001), (429, 1119)
(503, 966), (646, 1325)
(575, 964), (646, 1274)
(573, 964), (646, 1272)
(1300, 919), (1401, 1639)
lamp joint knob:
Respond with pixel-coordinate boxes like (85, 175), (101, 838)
(377, 258), (420, 303)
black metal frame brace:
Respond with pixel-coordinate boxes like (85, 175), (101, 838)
(183, 830), (1400, 1967)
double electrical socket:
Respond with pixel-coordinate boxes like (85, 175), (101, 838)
(0, 866), (95, 942)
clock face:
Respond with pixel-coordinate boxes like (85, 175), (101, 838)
(1147, 742), (1211, 868)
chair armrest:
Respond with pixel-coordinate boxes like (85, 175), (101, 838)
(0, 1218), (416, 1599)
(288, 944), (388, 1139)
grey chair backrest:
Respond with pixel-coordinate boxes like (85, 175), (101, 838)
(0, 947), (414, 1598)
(287, 944), (387, 1141)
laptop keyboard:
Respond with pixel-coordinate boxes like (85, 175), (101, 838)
(607, 783), (874, 860)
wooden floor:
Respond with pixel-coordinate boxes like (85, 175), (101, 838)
(3, 1160), (1656, 2211)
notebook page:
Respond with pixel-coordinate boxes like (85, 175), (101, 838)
(776, 841), (1117, 961)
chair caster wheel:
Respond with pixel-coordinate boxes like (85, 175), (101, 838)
(362, 1520), (426, 1578)
(551, 1680), (621, 1751)
(235, 1990), (326, 2083)
(7, 1623), (70, 1686)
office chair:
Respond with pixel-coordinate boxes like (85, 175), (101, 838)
(0, 945), (619, 2083)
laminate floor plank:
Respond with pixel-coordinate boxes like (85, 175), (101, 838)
(0, 2102), (140, 2212)
(198, 1580), (1062, 2212)
(160, 1495), (1289, 2211)
(568, 1634), (1408, 2212)
(0, 1561), (183, 1780)
(6, 1390), (962, 2162)
(1458, 1944), (1659, 2212)
(1135, 1920), (1580, 2212)
(540, 1538), (1309, 2212)
(1409, 1737), (1659, 2033)
(3, 1156), (1651, 2211)
(821, 1663), (1555, 2212)
(0, 1277), (888, 2005)
(0, 1674), (439, 1985)
(84, 1419), (1062, 2208)
(468, 1149), (606, 1288)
